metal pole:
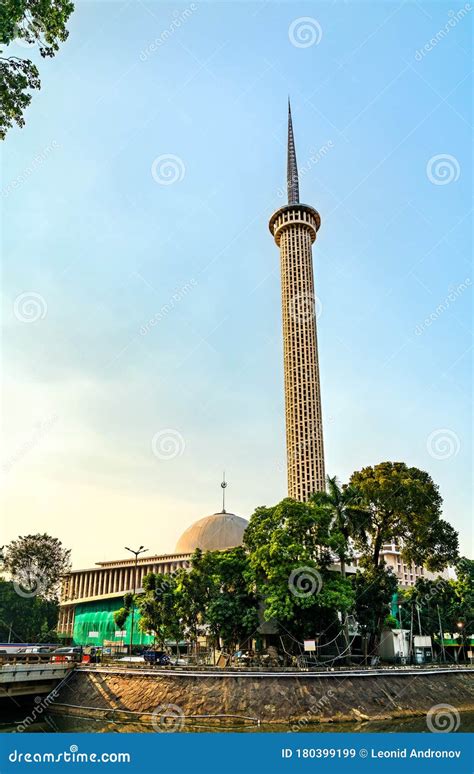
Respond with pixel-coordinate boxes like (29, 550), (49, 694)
(124, 547), (148, 659)
(129, 554), (137, 658)
(416, 604), (422, 636)
(437, 604), (446, 663)
(397, 604), (404, 661)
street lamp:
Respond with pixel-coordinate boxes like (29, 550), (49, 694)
(125, 546), (148, 657)
(397, 604), (405, 662)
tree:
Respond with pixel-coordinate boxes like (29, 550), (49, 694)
(113, 592), (134, 632)
(3, 533), (71, 600)
(349, 462), (459, 571)
(244, 498), (354, 651)
(0, 579), (59, 642)
(172, 549), (212, 652)
(400, 557), (474, 661)
(311, 475), (369, 661)
(136, 574), (183, 654)
(311, 476), (369, 578)
(352, 561), (398, 662)
(199, 547), (259, 654)
(0, 0), (74, 139)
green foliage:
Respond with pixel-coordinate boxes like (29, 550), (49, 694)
(137, 572), (182, 649)
(311, 475), (369, 575)
(353, 562), (398, 640)
(349, 462), (459, 570)
(173, 548), (259, 652)
(400, 557), (474, 642)
(174, 549), (211, 644)
(113, 607), (129, 631)
(0, 579), (59, 642)
(136, 550), (259, 653)
(244, 498), (354, 643)
(3, 533), (71, 600)
(197, 547), (259, 652)
(0, 0), (74, 138)
(113, 592), (134, 632)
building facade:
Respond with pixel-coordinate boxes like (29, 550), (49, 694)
(269, 102), (325, 501)
(352, 543), (452, 588)
(58, 506), (248, 644)
(58, 553), (191, 643)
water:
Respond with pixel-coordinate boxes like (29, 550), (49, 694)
(1, 711), (473, 734)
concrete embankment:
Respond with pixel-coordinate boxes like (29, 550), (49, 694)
(52, 666), (474, 725)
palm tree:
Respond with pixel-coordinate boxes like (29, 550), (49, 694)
(312, 475), (369, 661)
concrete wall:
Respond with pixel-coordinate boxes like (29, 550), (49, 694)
(55, 667), (474, 725)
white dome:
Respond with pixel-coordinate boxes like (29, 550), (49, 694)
(175, 511), (247, 553)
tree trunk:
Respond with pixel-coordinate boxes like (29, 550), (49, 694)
(372, 530), (383, 568)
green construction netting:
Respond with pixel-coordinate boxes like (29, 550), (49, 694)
(73, 597), (154, 647)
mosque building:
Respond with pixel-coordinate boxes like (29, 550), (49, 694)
(58, 480), (247, 644)
(58, 105), (427, 645)
(58, 103), (312, 644)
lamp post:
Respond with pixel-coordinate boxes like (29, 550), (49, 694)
(437, 604), (446, 663)
(397, 604), (404, 661)
(125, 546), (148, 658)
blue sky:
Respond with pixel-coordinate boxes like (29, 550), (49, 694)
(2, 0), (472, 567)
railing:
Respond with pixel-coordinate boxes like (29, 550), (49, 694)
(78, 660), (473, 675)
(0, 653), (80, 666)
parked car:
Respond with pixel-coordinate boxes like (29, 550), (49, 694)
(143, 650), (171, 665)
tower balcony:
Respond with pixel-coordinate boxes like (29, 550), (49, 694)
(269, 203), (321, 247)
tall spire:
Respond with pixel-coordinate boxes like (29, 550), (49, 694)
(220, 472), (227, 513)
(287, 99), (300, 205)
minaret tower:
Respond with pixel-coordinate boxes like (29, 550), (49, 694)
(269, 101), (325, 501)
